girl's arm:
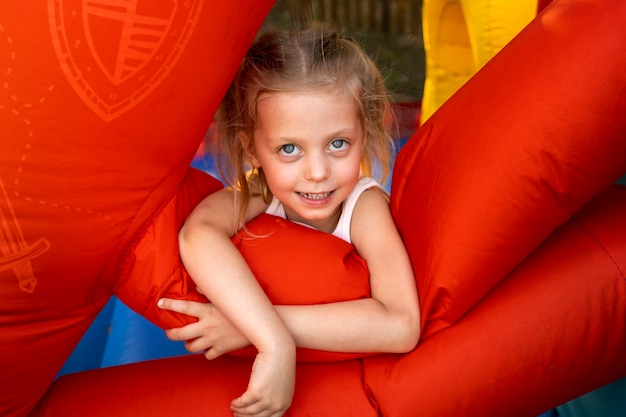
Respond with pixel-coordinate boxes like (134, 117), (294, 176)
(163, 188), (420, 355)
(178, 188), (295, 415)
(276, 188), (420, 353)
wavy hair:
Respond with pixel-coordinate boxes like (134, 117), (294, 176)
(216, 26), (394, 230)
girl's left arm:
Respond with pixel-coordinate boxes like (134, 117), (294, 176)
(161, 188), (420, 354)
(276, 188), (421, 353)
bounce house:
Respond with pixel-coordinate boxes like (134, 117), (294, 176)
(1, 0), (626, 416)
(421, 1), (626, 415)
(421, 0), (537, 121)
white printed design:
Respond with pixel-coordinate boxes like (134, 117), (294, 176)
(48, 0), (204, 120)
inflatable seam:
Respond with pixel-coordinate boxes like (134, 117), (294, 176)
(86, 167), (181, 313)
(112, 168), (207, 313)
(358, 358), (382, 416)
(572, 220), (625, 283)
(113, 181), (180, 292)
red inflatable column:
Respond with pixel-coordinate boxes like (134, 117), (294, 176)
(0, 1), (273, 416)
(32, 355), (378, 417)
(365, 185), (626, 417)
(391, 0), (626, 338)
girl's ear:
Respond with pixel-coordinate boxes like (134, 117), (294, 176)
(239, 131), (260, 167)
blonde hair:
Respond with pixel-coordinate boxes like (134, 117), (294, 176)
(216, 27), (394, 229)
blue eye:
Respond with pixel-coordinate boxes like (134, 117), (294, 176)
(330, 139), (348, 150)
(279, 144), (298, 155)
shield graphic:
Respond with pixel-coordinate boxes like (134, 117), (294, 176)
(48, 0), (204, 121)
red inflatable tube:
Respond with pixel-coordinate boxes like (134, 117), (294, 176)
(391, 0), (626, 339)
(31, 185), (626, 417)
(364, 185), (626, 417)
(32, 356), (379, 417)
(116, 187), (372, 362)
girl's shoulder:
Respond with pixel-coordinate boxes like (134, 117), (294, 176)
(351, 177), (388, 207)
(335, 177), (388, 243)
(351, 179), (389, 215)
(349, 185), (396, 254)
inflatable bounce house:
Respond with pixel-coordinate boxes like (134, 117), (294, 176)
(421, 0), (537, 121)
(420, 1), (626, 415)
(1, 0), (625, 416)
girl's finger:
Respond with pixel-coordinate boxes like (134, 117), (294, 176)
(164, 321), (203, 342)
(185, 337), (211, 353)
(203, 346), (224, 360)
(157, 298), (206, 318)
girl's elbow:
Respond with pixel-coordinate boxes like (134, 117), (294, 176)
(178, 223), (206, 260)
(400, 321), (421, 353)
(178, 222), (211, 248)
(178, 227), (192, 253)
(391, 311), (421, 353)
(406, 325), (421, 352)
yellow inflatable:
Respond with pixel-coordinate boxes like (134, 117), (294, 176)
(421, 0), (537, 122)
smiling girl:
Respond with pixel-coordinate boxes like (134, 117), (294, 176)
(159, 28), (420, 417)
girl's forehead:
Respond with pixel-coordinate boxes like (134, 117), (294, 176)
(258, 86), (351, 101)
(254, 89), (364, 139)
(256, 88), (361, 116)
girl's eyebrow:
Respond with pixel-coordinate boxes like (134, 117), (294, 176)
(265, 128), (360, 145)
(265, 135), (300, 144)
(324, 129), (360, 142)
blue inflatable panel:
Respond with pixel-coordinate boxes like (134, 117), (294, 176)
(557, 377), (626, 417)
(59, 297), (189, 377)
(101, 298), (189, 368)
(56, 298), (116, 377)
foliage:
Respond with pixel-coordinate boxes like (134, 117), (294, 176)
(259, 0), (426, 102)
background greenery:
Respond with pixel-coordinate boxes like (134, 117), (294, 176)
(259, 0), (426, 103)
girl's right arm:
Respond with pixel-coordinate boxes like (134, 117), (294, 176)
(163, 188), (419, 357)
(178, 188), (295, 416)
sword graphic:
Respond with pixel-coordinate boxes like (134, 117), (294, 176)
(0, 178), (50, 293)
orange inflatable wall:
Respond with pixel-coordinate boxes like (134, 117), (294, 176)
(2, 0), (626, 416)
(0, 1), (271, 415)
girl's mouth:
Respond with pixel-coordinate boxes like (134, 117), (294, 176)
(297, 191), (332, 200)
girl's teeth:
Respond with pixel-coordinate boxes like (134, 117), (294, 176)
(300, 192), (330, 200)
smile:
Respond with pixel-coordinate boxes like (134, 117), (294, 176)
(297, 191), (333, 200)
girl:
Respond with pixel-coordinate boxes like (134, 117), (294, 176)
(159, 28), (420, 417)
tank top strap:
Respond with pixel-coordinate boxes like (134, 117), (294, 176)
(265, 195), (286, 218)
(331, 177), (385, 243)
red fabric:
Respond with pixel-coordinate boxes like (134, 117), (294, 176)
(3, 0), (626, 415)
(391, 0), (626, 339)
(0, 1), (273, 416)
(230, 215), (374, 362)
(114, 168), (222, 324)
(31, 188), (626, 417)
(364, 185), (626, 417)
(537, 0), (553, 13)
(32, 355), (378, 417)
(233, 215), (370, 306)
(118, 203), (372, 362)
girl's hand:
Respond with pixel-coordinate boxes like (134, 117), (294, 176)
(231, 348), (295, 417)
(159, 298), (296, 416)
(157, 298), (250, 359)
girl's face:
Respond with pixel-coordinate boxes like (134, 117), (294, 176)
(247, 89), (365, 233)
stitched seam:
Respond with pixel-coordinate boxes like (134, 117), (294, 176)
(573, 219), (625, 282)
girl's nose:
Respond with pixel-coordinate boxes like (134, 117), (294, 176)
(304, 153), (330, 181)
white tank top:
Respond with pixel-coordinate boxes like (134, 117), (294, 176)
(265, 177), (385, 244)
